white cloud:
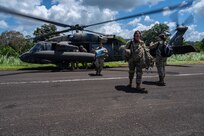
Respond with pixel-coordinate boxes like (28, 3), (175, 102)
(0, 0), (203, 42)
(128, 18), (141, 26)
(144, 16), (154, 23)
(81, 0), (163, 10)
(191, 0), (204, 17)
(0, 20), (8, 28)
(184, 25), (204, 41)
(134, 22), (159, 32)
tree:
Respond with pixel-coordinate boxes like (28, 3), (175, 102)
(201, 38), (204, 51)
(116, 36), (127, 44)
(33, 24), (58, 41)
(142, 23), (169, 46)
(0, 31), (33, 56)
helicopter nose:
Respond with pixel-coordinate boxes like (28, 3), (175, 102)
(19, 52), (30, 62)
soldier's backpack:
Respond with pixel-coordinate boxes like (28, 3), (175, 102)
(160, 42), (173, 57)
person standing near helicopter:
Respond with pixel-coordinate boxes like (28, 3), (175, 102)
(149, 33), (168, 86)
(94, 38), (108, 76)
(125, 30), (148, 92)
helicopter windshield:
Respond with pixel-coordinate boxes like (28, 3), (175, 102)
(29, 42), (52, 53)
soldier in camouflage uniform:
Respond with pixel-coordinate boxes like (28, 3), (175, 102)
(125, 30), (147, 91)
(94, 39), (108, 76)
(149, 33), (167, 86)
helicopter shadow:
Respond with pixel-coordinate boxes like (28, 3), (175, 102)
(115, 85), (148, 94)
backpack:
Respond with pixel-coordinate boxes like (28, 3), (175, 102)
(160, 42), (173, 57)
(149, 44), (158, 57)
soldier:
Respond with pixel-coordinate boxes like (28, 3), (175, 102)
(125, 30), (147, 91)
(78, 45), (88, 69)
(94, 39), (108, 76)
(149, 33), (167, 86)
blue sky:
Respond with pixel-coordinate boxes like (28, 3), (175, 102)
(0, 0), (204, 41)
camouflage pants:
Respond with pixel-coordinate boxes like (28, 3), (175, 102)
(155, 56), (167, 78)
(95, 58), (104, 74)
(128, 58), (143, 84)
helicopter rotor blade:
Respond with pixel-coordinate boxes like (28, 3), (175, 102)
(170, 11), (179, 26)
(182, 14), (194, 26)
(84, 0), (193, 28)
(83, 29), (107, 36)
(34, 28), (72, 40)
(0, 5), (71, 27)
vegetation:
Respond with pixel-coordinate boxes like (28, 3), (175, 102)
(0, 52), (204, 70)
(0, 23), (204, 70)
(115, 36), (127, 44)
(33, 24), (58, 42)
(142, 23), (169, 46)
(0, 31), (34, 56)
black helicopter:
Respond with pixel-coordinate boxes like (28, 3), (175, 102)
(0, 0), (194, 68)
(168, 13), (196, 54)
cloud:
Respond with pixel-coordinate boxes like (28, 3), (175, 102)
(184, 25), (204, 41)
(144, 16), (154, 23)
(0, 20), (8, 28)
(191, 0), (204, 17)
(128, 18), (141, 26)
(81, 0), (163, 10)
(0, 0), (203, 42)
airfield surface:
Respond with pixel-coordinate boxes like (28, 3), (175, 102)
(0, 64), (204, 136)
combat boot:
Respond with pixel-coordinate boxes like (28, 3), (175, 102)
(127, 80), (132, 87)
(136, 83), (141, 90)
(136, 83), (148, 93)
(157, 76), (166, 86)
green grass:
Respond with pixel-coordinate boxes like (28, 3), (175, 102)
(0, 52), (204, 70)
(167, 52), (204, 65)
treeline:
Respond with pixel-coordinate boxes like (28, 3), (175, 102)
(0, 24), (58, 57)
(0, 31), (33, 57)
(0, 23), (204, 58)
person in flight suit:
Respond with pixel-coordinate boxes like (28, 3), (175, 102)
(125, 30), (147, 91)
(149, 33), (168, 86)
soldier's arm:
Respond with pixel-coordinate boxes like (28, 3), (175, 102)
(149, 41), (159, 49)
(125, 41), (131, 49)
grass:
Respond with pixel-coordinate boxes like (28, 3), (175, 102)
(0, 52), (204, 70)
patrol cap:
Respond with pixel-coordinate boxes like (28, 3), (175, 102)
(159, 33), (167, 40)
(98, 35), (107, 43)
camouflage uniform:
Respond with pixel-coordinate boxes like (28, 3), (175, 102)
(95, 47), (108, 75)
(150, 41), (167, 85)
(79, 46), (88, 69)
(125, 40), (146, 86)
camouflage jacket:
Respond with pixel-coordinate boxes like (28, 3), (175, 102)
(126, 39), (153, 68)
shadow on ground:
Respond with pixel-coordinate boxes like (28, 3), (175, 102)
(115, 85), (148, 94)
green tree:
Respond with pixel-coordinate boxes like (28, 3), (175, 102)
(33, 24), (58, 41)
(115, 36), (127, 44)
(194, 41), (202, 52)
(201, 38), (204, 51)
(142, 23), (169, 46)
(0, 31), (33, 56)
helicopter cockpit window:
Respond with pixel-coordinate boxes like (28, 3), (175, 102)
(29, 43), (50, 53)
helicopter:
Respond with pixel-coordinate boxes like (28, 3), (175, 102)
(0, 0), (195, 68)
(168, 13), (196, 54)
